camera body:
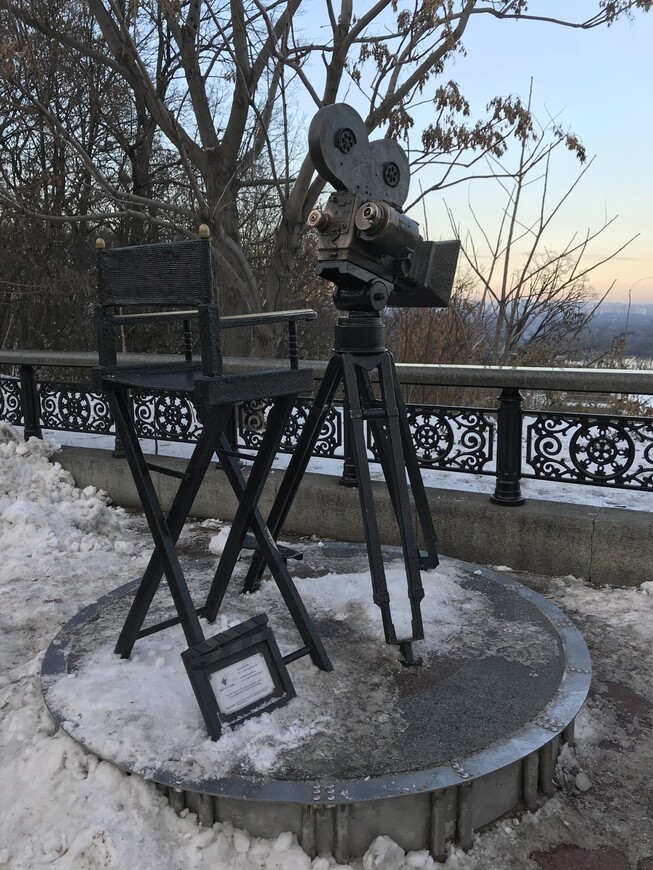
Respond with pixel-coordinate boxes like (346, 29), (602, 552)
(307, 104), (460, 313)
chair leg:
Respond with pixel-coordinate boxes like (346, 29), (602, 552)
(203, 395), (333, 673)
(115, 403), (233, 657)
(108, 387), (208, 650)
(241, 355), (344, 592)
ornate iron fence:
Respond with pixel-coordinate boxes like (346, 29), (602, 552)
(9, 376), (496, 472)
(394, 405), (494, 473)
(525, 412), (653, 489)
(0, 376), (21, 426)
(39, 383), (113, 435)
(2, 353), (653, 505)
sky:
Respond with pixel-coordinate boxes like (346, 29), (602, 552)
(405, 2), (653, 304)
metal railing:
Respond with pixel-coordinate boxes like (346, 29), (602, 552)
(1, 349), (653, 505)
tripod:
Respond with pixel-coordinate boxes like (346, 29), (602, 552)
(211, 310), (440, 665)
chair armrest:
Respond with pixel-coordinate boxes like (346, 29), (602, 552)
(113, 309), (317, 327)
(219, 309), (317, 329)
(220, 309), (317, 369)
(109, 307), (317, 371)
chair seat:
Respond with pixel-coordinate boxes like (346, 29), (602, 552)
(94, 362), (313, 403)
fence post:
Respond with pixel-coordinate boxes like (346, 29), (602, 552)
(19, 364), (42, 440)
(491, 386), (525, 506)
(112, 429), (126, 458)
(112, 390), (131, 458)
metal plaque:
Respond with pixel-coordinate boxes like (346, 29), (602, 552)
(211, 652), (276, 716)
(182, 613), (295, 741)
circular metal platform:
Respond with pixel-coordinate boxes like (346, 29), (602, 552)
(41, 544), (590, 862)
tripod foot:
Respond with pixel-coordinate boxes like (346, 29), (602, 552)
(398, 640), (422, 668)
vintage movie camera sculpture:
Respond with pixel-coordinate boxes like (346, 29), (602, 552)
(307, 104), (460, 323)
(246, 104), (460, 665)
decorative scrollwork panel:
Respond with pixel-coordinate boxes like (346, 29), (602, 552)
(525, 413), (653, 489)
(132, 391), (202, 442)
(239, 399), (342, 456)
(39, 382), (113, 434)
(367, 404), (495, 473)
(0, 377), (22, 425)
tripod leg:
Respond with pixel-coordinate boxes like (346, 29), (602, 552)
(241, 355), (344, 592)
(377, 355), (425, 641)
(203, 396), (332, 672)
(115, 403), (233, 657)
(341, 356), (397, 645)
(390, 364), (439, 569)
(358, 365), (425, 647)
(203, 394), (296, 618)
(357, 368), (402, 520)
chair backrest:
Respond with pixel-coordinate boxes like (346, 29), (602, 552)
(96, 227), (222, 377)
(97, 237), (213, 308)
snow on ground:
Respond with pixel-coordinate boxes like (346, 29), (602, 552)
(0, 425), (652, 870)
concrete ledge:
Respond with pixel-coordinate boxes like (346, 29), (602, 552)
(56, 446), (651, 588)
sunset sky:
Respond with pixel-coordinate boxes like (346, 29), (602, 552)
(413, 2), (653, 304)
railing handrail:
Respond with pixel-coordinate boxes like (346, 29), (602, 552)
(2, 349), (653, 395)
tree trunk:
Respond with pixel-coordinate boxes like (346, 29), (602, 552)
(204, 162), (259, 357)
(256, 159), (326, 357)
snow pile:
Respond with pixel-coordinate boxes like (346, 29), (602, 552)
(208, 525), (231, 556)
(1, 423), (652, 869)
(0, 425), (442, 869)
(0, 423), (131, 556)
(363, 836), (405, 869)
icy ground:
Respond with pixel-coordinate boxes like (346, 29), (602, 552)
(0, 424), (652, 869)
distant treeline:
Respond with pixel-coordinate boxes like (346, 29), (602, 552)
(581, 306), (653, 360)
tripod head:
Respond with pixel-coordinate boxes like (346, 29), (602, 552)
(307, 104), (460, 314)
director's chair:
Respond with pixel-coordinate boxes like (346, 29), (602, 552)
(93, 225), (332, 675)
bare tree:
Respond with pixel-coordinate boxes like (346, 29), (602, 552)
(0, 1), (649, 354)
(446, 108), (638, 366)
(385, 272), (488, 403)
